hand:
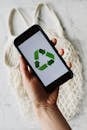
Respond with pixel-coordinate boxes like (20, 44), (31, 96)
(19, 38), (72, 109)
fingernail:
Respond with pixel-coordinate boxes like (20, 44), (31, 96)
(67, 62), (72, 68)
(52, 38), (57, 44)
(59, 48), (64, 55)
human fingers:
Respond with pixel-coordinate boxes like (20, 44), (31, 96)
(51, 38), (57, 46)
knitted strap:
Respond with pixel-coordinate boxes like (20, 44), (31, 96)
(8, 8), (29, 38)
(4, 8), (31, 68)
(33, 3), (64, 38)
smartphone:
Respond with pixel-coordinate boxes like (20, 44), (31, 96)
(14, 24), (73, 92)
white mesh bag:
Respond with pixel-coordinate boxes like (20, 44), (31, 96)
(4, 2), (83, 123)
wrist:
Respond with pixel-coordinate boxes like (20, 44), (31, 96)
(33, 103), (58, 117)
(33, 103), (71, 130)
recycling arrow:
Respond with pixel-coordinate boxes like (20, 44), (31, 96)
(34, 49), (55, 71)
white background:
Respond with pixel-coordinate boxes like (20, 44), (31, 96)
(0, 0), (87, 130)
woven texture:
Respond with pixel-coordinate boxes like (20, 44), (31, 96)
(4, 3), (83, 121)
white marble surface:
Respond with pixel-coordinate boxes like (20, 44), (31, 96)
(0, 0), (87, 130)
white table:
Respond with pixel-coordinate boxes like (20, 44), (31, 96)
(0, 0), (87, 130)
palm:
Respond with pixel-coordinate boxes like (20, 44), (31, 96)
(23, 74), (58, 106)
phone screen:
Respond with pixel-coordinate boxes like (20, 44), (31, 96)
(18, 31), (68, 87)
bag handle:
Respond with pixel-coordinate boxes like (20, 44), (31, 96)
(33, 3), (64, 38)
(8, 8), (30, 38)
(4, 8), (31, 68)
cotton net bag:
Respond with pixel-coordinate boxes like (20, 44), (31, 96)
(4, 3), (83, 122)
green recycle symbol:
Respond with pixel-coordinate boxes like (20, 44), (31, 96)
(34, 49), (55, 71)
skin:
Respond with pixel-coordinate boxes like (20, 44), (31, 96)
(19, 38), (72, 130)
